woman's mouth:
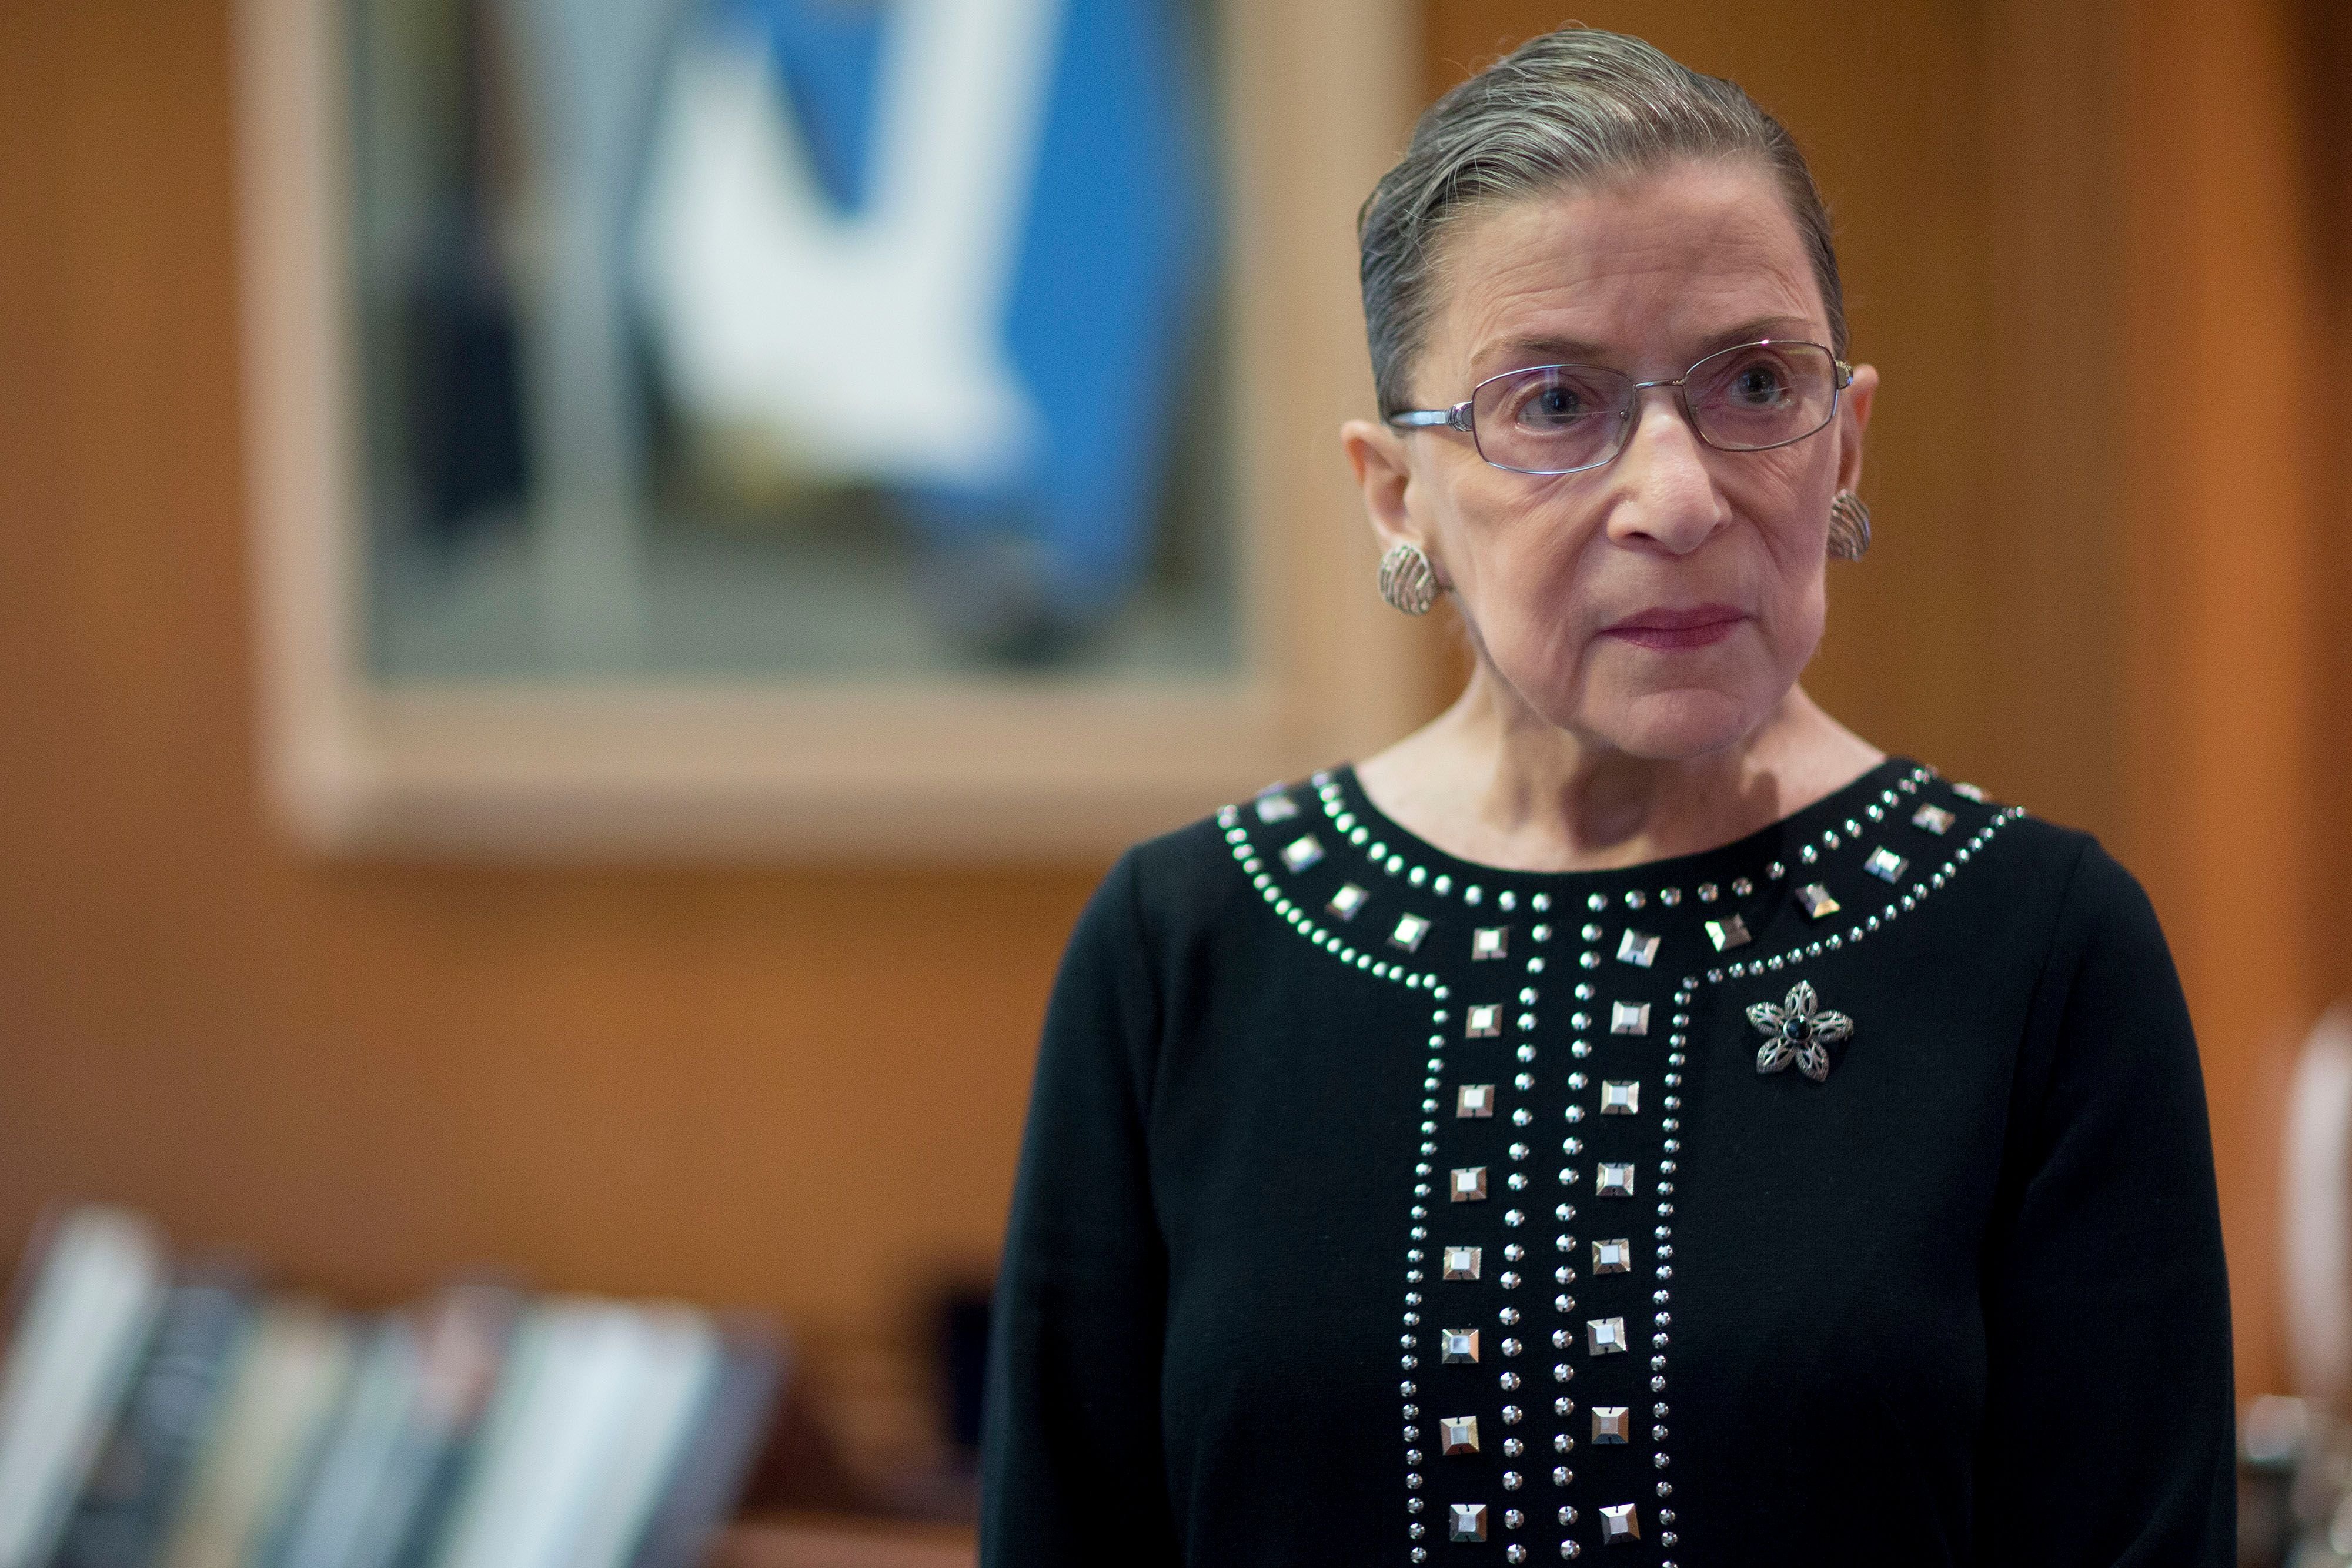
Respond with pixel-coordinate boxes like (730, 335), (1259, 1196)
(1598, 604), (1748, 651)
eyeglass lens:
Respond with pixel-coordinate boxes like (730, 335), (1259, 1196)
(1469, 340), (1841, 476)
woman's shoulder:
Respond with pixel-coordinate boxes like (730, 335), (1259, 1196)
(1943, 784), (2161, 948)
(1101, 779), (1311, 934)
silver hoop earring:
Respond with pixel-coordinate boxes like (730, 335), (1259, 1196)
(1378, 542), (1439, 616)
(1828, 490), (1872, 561)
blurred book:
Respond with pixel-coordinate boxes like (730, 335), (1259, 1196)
(157, 1300), (356, 1568)
(0, 1206), (171, 1568)
(261, 1282), (522, 1568)
(427, 1299), (717, 1568)
(629, 1326), (786, 1568)
(52, 1262), (258, 1568)
(0, 1209), (786, 1568)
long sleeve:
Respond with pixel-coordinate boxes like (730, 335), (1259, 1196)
(1972, 841), (2236, 1564)
(981, 851), (1182, 1567)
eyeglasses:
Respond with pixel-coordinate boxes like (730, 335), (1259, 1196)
(1387, 339), (1852, 476)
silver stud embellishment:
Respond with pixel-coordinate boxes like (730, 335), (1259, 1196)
(1592, 1407), (1631, 1444)
(1702, 915), (1750, 952)
(1609, 1002), (1651, 1037)
(1444, 1246), (1482, 1280)
(1595, 1164), (1635, 1198)
(1441, 1416), (1479, 1454)
(1474, 927), (1509, 961)
(1440, 1329), (1480, 1364)
(1391, 913), (1432, 952)
(1599, 1081), (1639, 1116)
(1254, 790), (1298, 822)
(1864, 847), (1907, 883)
(1467, 1005), (1502, 1038)
(1912, 803), (1956, 835)
(1281, 835), (1324, 872)
(1457, 1084), (1495, 1118)
(1600, 1503), (1639, 1544)
(1748, 980), (1855, 1084)
(1953, 781), (1987, 801)
(1451, 1168), (1489, 1202)
(1449, 1503), (1488, 1542)
(1587, 1318), (1629, 1355)
(1592, 1239), (1631, 1273)
(1328, 884), (1369, 921)
(1793, 883), (1841, 920)
(1615, 930), (1660, 968)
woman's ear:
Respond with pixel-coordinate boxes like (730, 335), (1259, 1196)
(1835, 362), (1878, 495)
(1341, 418), (1424, 554)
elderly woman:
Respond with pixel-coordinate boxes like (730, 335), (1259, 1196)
(981, 27), (2233, 1567)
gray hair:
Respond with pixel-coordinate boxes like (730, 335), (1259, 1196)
(1358, 26), (1847, 416)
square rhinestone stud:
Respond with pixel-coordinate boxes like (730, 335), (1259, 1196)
(1254, 791), (1298, 823)
(1280, 835), (1323, 872)
(1441, 1416), (1481, 1455)
(1599, 1081), (1639, 1116)
(1591, 1407), (1631, 1444)
(1912, 803), (1956, 835)
(1615, 930), (1660, 968)
(1444, 1246), (1482, 1280)
(1467, 1005), (1502, 1038)
(1592, 1238), (1632, 1273)
(1473, 926), (1509, 961)
(1586, 1317), (1629, 1355)
(1441, 1329), (1481, 1364)
(1457, 1084), (1496, 1118)
(1327, 883), (1368, 921)
(1865, 847), (1908, 883)
(1600, 1503), (1639, 1543)
(1391, 913), (1432, 952)
(1609, 1002), (1651, 1036)
(1703, 914), (1751, 951)
(1793, 883), (1841, 920)
(1451, 1167), (1489, 1202)
(1595, 1164), (1635, 1198)
(1449, 1503), (1489, 1542)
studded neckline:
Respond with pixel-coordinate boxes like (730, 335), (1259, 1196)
(1308, 756), (1928, 907)
(1207, 760), (2024, 1563)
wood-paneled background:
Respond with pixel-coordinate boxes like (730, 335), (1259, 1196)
(1, 0), (2343, 1422)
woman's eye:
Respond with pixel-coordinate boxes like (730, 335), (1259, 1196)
(1514, 378), (1596, 427)
(1729, 363), (1787, 403)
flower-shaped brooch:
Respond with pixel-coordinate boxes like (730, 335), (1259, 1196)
(1747, 980), (1855, 1083)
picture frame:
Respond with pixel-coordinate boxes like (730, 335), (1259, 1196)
(233, 0), (1426, 858)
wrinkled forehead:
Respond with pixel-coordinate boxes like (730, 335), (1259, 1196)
(1424, 160), (1829, 389)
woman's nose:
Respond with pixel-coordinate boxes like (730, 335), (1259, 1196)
(1603, 389), (1730, 555)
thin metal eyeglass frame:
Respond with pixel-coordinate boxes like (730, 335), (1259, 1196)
(1385, 339), (1854, 477)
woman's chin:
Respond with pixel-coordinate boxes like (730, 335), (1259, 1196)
(1569, 686), (1764, 761)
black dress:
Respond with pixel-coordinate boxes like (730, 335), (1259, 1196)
(980, 759), (2234, 1566)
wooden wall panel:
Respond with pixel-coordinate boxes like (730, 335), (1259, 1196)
(2120, 0), (2343, 1401)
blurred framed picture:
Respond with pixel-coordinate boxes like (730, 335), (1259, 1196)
(235, 0), (1421, 857)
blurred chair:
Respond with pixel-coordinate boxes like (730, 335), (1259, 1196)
(2243, 1004), (2352, 1567)
(2286, 1004), (2352, 1406)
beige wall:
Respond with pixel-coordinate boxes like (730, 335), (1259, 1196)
(1, 0), (2342, 1409)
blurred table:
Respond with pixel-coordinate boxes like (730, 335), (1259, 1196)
(715, 1514), (977, 1568)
